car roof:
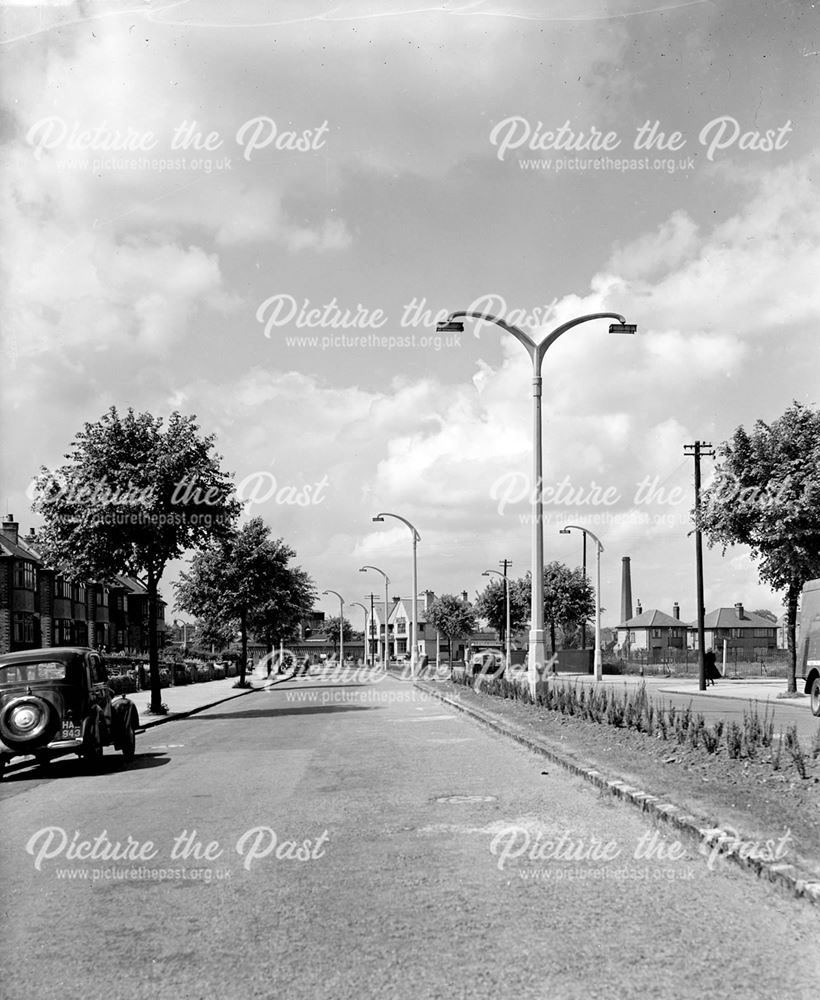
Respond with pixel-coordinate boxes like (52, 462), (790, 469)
(0, 647), (93, 666)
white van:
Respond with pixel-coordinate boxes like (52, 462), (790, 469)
(798, 577), (820, 716)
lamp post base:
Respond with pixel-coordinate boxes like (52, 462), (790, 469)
(593, 649), (602, 683)
(527, 630), (548, 699)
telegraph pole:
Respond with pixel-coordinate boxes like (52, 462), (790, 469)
(684, 440), (715, 691)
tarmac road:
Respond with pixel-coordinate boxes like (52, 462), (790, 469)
(1, 670), (818, 1000)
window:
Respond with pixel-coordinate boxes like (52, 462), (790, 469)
(13, 613), (35, 644)
(88, 653), (107, 684)
(731, 628), (744, 639)
(651, 629), (662, 638)
(96, 588), (108, 606)
(753, 628), (771, 638)
(629, 631), (636, 643)
(54, 619), (73, 645)
(55, 578), (73, 600)
(14, 561), (37, 591)
(73, 584), (87, 604)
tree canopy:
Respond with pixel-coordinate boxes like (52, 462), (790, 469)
(323, 616), (354, 651)
(427, 595), (477, 661)
(517, 562), (595, 653)
(474, 576), (530, 638)
(699, 401), (820, 692)
(33, 407), (240, 711)
(174, 517), (316, 686)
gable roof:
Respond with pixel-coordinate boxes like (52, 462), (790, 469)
(388, 597), (430, 625)
(619, 609), (683, 629)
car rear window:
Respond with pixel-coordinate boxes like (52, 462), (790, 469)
(0, 661), (68, 683)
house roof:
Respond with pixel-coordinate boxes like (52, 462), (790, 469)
(387, 597), (429, 625)
(618, 609), (683, 629)
(0, 536), (39, 561)
(694, 607), (778, 630)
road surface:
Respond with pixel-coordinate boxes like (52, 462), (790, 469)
(1, 669), (817, 999)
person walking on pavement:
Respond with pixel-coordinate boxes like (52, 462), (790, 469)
(704, 648), (720, 686)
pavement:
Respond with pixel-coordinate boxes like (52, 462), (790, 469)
(134, 669), (281, 729)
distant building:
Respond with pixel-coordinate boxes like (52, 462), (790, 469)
(616, 600), (687, 654)
(777, 612), (799, 650)
(0, 514), (165, 655)
(688, 603), (777, 656)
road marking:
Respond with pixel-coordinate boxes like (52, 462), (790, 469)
(148, 744), (185, 749)
(390, 714), (456, 722)
(435, 794), (497, 803)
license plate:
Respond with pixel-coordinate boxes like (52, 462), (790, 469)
(59, 725), (82, 740)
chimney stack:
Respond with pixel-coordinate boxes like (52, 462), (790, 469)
(734, 602), (745, 619)
(636, 599), (643, 616)
(673, 602), (680, 620)
(1, 514), (19, 546)
(620, 557), (633, 623)
(461, 591), (468, 603)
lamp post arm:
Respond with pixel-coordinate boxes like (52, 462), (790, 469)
(448, 311), (535, 360)
(536, 312), (625, 365)
(563, 524), (605, 554)
(374, 512), (421, 542)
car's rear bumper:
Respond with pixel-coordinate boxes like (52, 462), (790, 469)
(0, 737), (83, 759)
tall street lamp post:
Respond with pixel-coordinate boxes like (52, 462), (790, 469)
(560, 525), (604, 682)
(349, 602), (370, 666)
(438, 310), (635, 696)
(372, 513), (421, 677)
(359, 566), (390, 673)
(482, 568), (511, 672)
(322, 589), (345, 666)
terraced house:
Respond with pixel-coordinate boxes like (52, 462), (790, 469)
(0, 514), (165, 655)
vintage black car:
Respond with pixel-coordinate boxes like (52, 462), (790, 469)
(0, 647), (139, 779)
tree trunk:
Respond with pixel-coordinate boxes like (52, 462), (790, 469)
(786, 580), (800, 694)
(239, 607), (248, 686)
(549, 620), (556, 654)
(146, 563), (163, 713)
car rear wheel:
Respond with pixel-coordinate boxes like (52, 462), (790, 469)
(810, 676), (820, 717)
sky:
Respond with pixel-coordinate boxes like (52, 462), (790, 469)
(1, 0), (819, 630)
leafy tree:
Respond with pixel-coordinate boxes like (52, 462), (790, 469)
(520, 563), (595, 653)
(427, 594), (477, 663)
(175, 518), (315, 686)
(699, 402), (820, 692)
(252, 565), (317, 663)
(474, 577), (530, 642)
(324, 616), (354, 655)
(33, 407), (240, 713)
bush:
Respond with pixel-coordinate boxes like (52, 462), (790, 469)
(726, 721), (743, 759)
(784, 724), (808, 779)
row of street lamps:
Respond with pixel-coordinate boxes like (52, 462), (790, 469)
(324, 512), (422, 674)
(323, 308), (635, 691)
